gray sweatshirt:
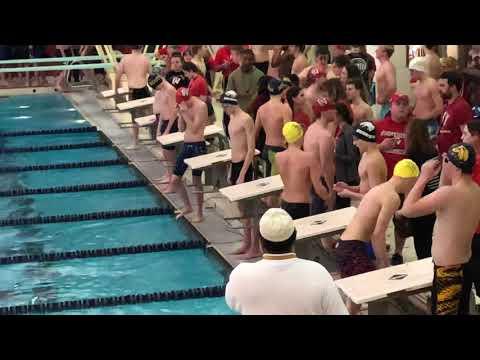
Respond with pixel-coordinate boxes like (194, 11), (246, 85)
(335, 124), (360, 184)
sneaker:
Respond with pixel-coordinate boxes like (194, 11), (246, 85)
(391, 253), (404, 266)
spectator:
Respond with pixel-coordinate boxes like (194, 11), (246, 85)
(225, 208), (348, 315)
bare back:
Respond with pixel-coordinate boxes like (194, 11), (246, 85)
(229, 110), (254, 162)
(277, 148), (314, 203)
(425, 53), (442, 80)
(341, 183), (400, 242)
(304, 122), (336, 187)
(432, 181), (480, 266)
(257, 99), (290, 147)
(182, 98), (207, 142)
(375, 61), (396, 104)
(351, 101), (374, 125)
(117, 53), (151, 89)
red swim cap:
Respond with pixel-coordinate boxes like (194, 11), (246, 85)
(312, 97), (336, 118)
(176, 87), (191, 104)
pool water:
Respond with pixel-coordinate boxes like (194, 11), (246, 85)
(0, 94), (234, 315)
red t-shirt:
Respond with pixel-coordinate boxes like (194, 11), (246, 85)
(208, 47), (239, 78)
(188, 75), (209, 98)
(375, 116), (408, 178)
(437, 96), (473, 155)
(472, 155), (480, 234)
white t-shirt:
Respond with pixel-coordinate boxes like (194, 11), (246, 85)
(225, 256), (349, 315)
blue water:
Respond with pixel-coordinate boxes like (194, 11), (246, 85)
(0, 93), (232, 315)
(0, 216), (197, 257)
(0, 250), (227, 308)
(0, 165), (141, 190)
(0, 187), (164, 219)
(0, 147), (119, 168)
(1, 132), (101, 148)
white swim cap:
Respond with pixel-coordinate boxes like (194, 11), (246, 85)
(259, 208), (295, 242)
(409, 56), (427, 73)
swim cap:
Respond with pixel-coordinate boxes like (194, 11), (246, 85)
(176, 87), (190, 104)
(393, 159), (420, 178)
(409, 57), (427, 73)
(353, 121), (376, 142)
(312, 97), (335, 118)
(259, 208), (295, 243)
(281, 77), (293, 87)
(219, 90), (238, 106)
(307, 66), (326, 83)
(148, 73), (163, 89)
(157, 48), (169, 56)
(447, 142), (476, 174)
(282, 121), (304, 144)
(268, 78), (288, 95)
(390, 92), (409, 104)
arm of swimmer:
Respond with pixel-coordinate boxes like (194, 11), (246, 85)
(400, 179), (449, 218)
(254, 110), (263, 142)
(114, 60), (124, 94)
(164, 93), (178, 134)
(385, 65), (397, 96)
(177, 109), (186, 132)
(310, 157), (330, 201)
(430, 84), (444, 119)
(372, 198), (400, 268)
(237, 118), (256, 184)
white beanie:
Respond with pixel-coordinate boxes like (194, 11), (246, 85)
(409, 56), (427, 73)
(259, 208), (295, 242)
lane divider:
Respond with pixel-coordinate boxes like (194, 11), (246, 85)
(0, 158), (127, 173)
(0, 126), (97, 137)
(0, 141), (107, 153)
(0, 207), (173, 227)
(0, 180), (148, 197)
(0, 240), (205, 265)
(0, 285), (226, 315)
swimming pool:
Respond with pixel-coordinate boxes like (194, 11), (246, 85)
(0, 94), (234, 315)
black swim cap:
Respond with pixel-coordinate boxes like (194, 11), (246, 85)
(447, 142), (476, 174)
(268, 78), (288, 96)
(353, 121), (376, 142)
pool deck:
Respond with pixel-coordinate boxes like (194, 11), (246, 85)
(66, 89), (246, 269)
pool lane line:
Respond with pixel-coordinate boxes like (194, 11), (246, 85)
(0, 126), (97, 137)
(0, 141), (107, 153)
(0, 285), (226, 315)
(0, 240), (205, 265)
(0, 179), (148, 197)
(0, 207), (173, 227)
(0, 158), (127, 173)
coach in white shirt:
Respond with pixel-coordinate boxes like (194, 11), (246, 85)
(225, 208), (348, 315)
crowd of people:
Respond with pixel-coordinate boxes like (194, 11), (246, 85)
(111, 44), (480, 315)
(3, 44), (478, 315)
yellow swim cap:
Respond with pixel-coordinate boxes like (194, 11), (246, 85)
(282, 121), (304, 144)
(393, 159), (420, 179)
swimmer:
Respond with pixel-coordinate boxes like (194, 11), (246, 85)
(114, 45), (152, 150)
(409, 57), (443, 139)
(346, 78), (374, 125)
(162, 88), (208, 223)
(398, 143), (480, 315)
(338, 159), (420, 314)
(298, 46), (330, 87)
(277, 122), (329, 220)
(149, 73), (178, 184)
(424, 45), (442, 80)
(375, 46), (397, 119)
(289, 45), (309, 75)
(219, 91), (258, 259)
(302, 67), (327, 121)
(304, 96), (337, 214)
(334, 121), (387, 203)
(255, 78), (292, 177)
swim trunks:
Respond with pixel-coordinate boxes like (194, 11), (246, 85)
(281, 200), (310, 220)
(230, 160), (254, 185)
(335, 240), (376, 278)
(261, 145), (285, 177)
(431, 263), (465, 315)
(131, 86), (151, 101)
(310, 186), (328, 216)
(173, 141), (207, 177)
(158, 116), (178, 150)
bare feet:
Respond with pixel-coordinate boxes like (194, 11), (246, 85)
(191, 214), (204, 223)
(154, 175), (171, 184)
(230, 243), (250, 255)
(175, 208), (193, 220)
